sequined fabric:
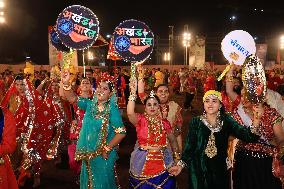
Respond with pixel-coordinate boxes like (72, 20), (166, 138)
(76, 95), (126, 189)
(234, 106), (282, 155)
(130, 113), (174, 186)
(135, 113), (171, 147)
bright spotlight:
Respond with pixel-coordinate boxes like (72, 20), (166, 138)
(0, 16), (5, 23)
(0, 2), (4, 8)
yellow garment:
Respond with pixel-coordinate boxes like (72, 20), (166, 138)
(24, 62), (34, 81)
(154, 71), (164, 87)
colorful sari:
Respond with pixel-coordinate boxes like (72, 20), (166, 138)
(75, 94), (126, 189)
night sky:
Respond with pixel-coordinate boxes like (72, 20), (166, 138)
(1, 0), (284, 64)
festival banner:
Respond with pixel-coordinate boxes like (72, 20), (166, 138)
(113, 19), (154, 63)
(193, 36), (205, 70)
(188, 54), (195, 68)
(56, 5), (99, 50)
(256, 44), (267, 66)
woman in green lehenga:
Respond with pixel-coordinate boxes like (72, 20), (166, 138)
(60, 71), (126, 189)
(169, 90), (261, 189)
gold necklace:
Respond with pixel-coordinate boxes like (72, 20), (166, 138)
(97, 103), (104, 113)
(201, 112), (223, 158)
(144, 113), (163, 143)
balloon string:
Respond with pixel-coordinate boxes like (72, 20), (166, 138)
(217, 64), (233, 81)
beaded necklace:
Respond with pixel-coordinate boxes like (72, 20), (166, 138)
(200, 111), (223, 158)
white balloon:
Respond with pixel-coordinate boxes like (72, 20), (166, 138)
(221, 30), (256, 65)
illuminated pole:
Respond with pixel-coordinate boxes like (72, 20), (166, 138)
(280, 35), (284, 65)
(0, 1), (5, 24)
(164, 52), (170, 64)
(185, 46), (187, 66)
(183, 32), (191, 67)
(169, 26), (174, 66)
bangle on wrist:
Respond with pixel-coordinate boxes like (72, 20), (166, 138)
(177, 160), (186, 169)
(129, 94), (137, 101)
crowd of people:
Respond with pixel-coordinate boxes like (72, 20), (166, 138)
(1, 63), (284, 189)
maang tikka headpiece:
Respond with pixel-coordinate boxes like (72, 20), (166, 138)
(149, 90), (159, 101)
(149, 90), (155, 97)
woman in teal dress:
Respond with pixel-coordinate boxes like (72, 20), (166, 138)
(169, 90), (261, 189)
(60, 71), (126, 189)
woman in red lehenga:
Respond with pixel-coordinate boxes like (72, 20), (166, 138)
(137, 65), (183, 152)
(42, 79), (72, 165)
(127, 78), (180, 188)
(1, 75), (54, 188)
(0, 107), (18, 189)
(68, 77), (92, 183)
